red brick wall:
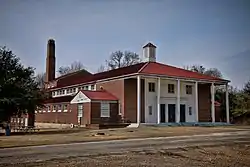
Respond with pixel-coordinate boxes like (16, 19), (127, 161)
(90, 102), (119, 124)
(124, 78), (145, 123)
(35, 103), (78, 125)
(198, 83), (211, 122)
(96, 80), (124, 115)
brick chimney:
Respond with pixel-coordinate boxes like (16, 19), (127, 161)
(45, 39), (56, 82)
(142, 42), (156, 62)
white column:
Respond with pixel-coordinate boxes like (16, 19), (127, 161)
(157, 78), (161, 124)
(176, 79), (180, 123)
(211, 83), (215, 123)
(137, 75), (141, 124)
(226, 83), (230, 123)
(195, 81), (199, 122)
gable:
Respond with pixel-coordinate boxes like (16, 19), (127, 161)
(70, 91), (91, 104)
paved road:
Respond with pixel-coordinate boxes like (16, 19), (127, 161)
(0, 130), (250, 165)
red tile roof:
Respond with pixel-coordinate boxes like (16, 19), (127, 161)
(81, 90), (118, 101)
(140, 62), (227, 82)
(44, 96), (73, 104)
(51, 61), (228, 89)
(56, 69), (93, 88)
(54, 62), (147, 88)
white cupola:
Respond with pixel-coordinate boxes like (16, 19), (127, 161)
(142, 42), (157, 62)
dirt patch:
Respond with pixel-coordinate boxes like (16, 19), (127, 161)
(1, 144), (249, 167)
(0, 126), (247, 148)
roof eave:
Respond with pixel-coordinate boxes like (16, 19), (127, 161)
(139, 73), (230, 84)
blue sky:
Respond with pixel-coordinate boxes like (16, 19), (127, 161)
(0, 0), (249, 88)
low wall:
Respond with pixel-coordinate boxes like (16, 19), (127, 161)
(35, 122), (72, 129)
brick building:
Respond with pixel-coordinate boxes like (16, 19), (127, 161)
(36, 39), (230, 127)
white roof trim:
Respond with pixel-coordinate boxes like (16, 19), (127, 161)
(70, 91), (91, 104)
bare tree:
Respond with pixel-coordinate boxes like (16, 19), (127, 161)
(204, 68), (223, 78)
(97, 64), (106, 73)
(58, 61), (85, 76)
(35, 72), (46, 89)
(184, 64), (222, 78)
(105, 51), (141, 70)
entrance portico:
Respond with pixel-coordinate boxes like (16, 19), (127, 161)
(136, 75), (230, 124)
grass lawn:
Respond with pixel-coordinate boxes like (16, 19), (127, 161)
(0, 126), (247, 148)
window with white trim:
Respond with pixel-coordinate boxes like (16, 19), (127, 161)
(189, 107), (192, 115)
(77, 104), (83, 117)
(148, 82), (155, 92)
(91, 85), (95, 90)
(101, 102), (110, 117)
(53, 105), (57, 112)
(186, 85), (192, 95)
(52, 91), (55, 96)
(168, 84), (175, 93)
(67, 89), (70, 94)
(58, 104), (62, 112)
(63, 104), (68, 112)
(148, 106), (153, 115)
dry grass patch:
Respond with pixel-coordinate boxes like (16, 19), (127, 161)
(0, 126), (246, 148)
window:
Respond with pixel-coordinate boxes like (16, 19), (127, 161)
(63, 104), (68, 112)
(47, 106), (50, 112)
(67, 89), (70, 94)
(101, 102), (110, 117)
(186, 85), (192, 95)
(168, 84), (175, 93)
(58, 105), (62, 112)
(189, 107), (192, 115)
(73, 88), (76, 93)
(148, 106), (153, 115)
(77, 104), (83, 117)
(148, 82), (155, 92)
(91, 85), (95, 90)
(53, 105), (57, 112)
(52, 92), (55, 96)
(78, 87), (81, 91)
(69, 88), (73, 93)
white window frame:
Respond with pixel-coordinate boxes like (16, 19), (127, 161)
(63, 104), (68, 112)
(101, 102), (110, 117)
(168, 84), (175, 94)
(58, 104), (62, 112)
(186, 85), (193, 95)
(148, 106), (153, 115)
(148, 82), (155, 92)
(77, 104), (83, 118)
(53, 105), (57, 112)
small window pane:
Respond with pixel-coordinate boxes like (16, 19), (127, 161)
(64, 104), (68, 111)
(101, 102), (110, 117)
(186, 85), (192, 95)
(77, 104), (83, 117)
(148, 82), (155, 92)
(148, 106), (153, 115)
(189, 107), (192, 115)
(168, 84), (175, 93)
